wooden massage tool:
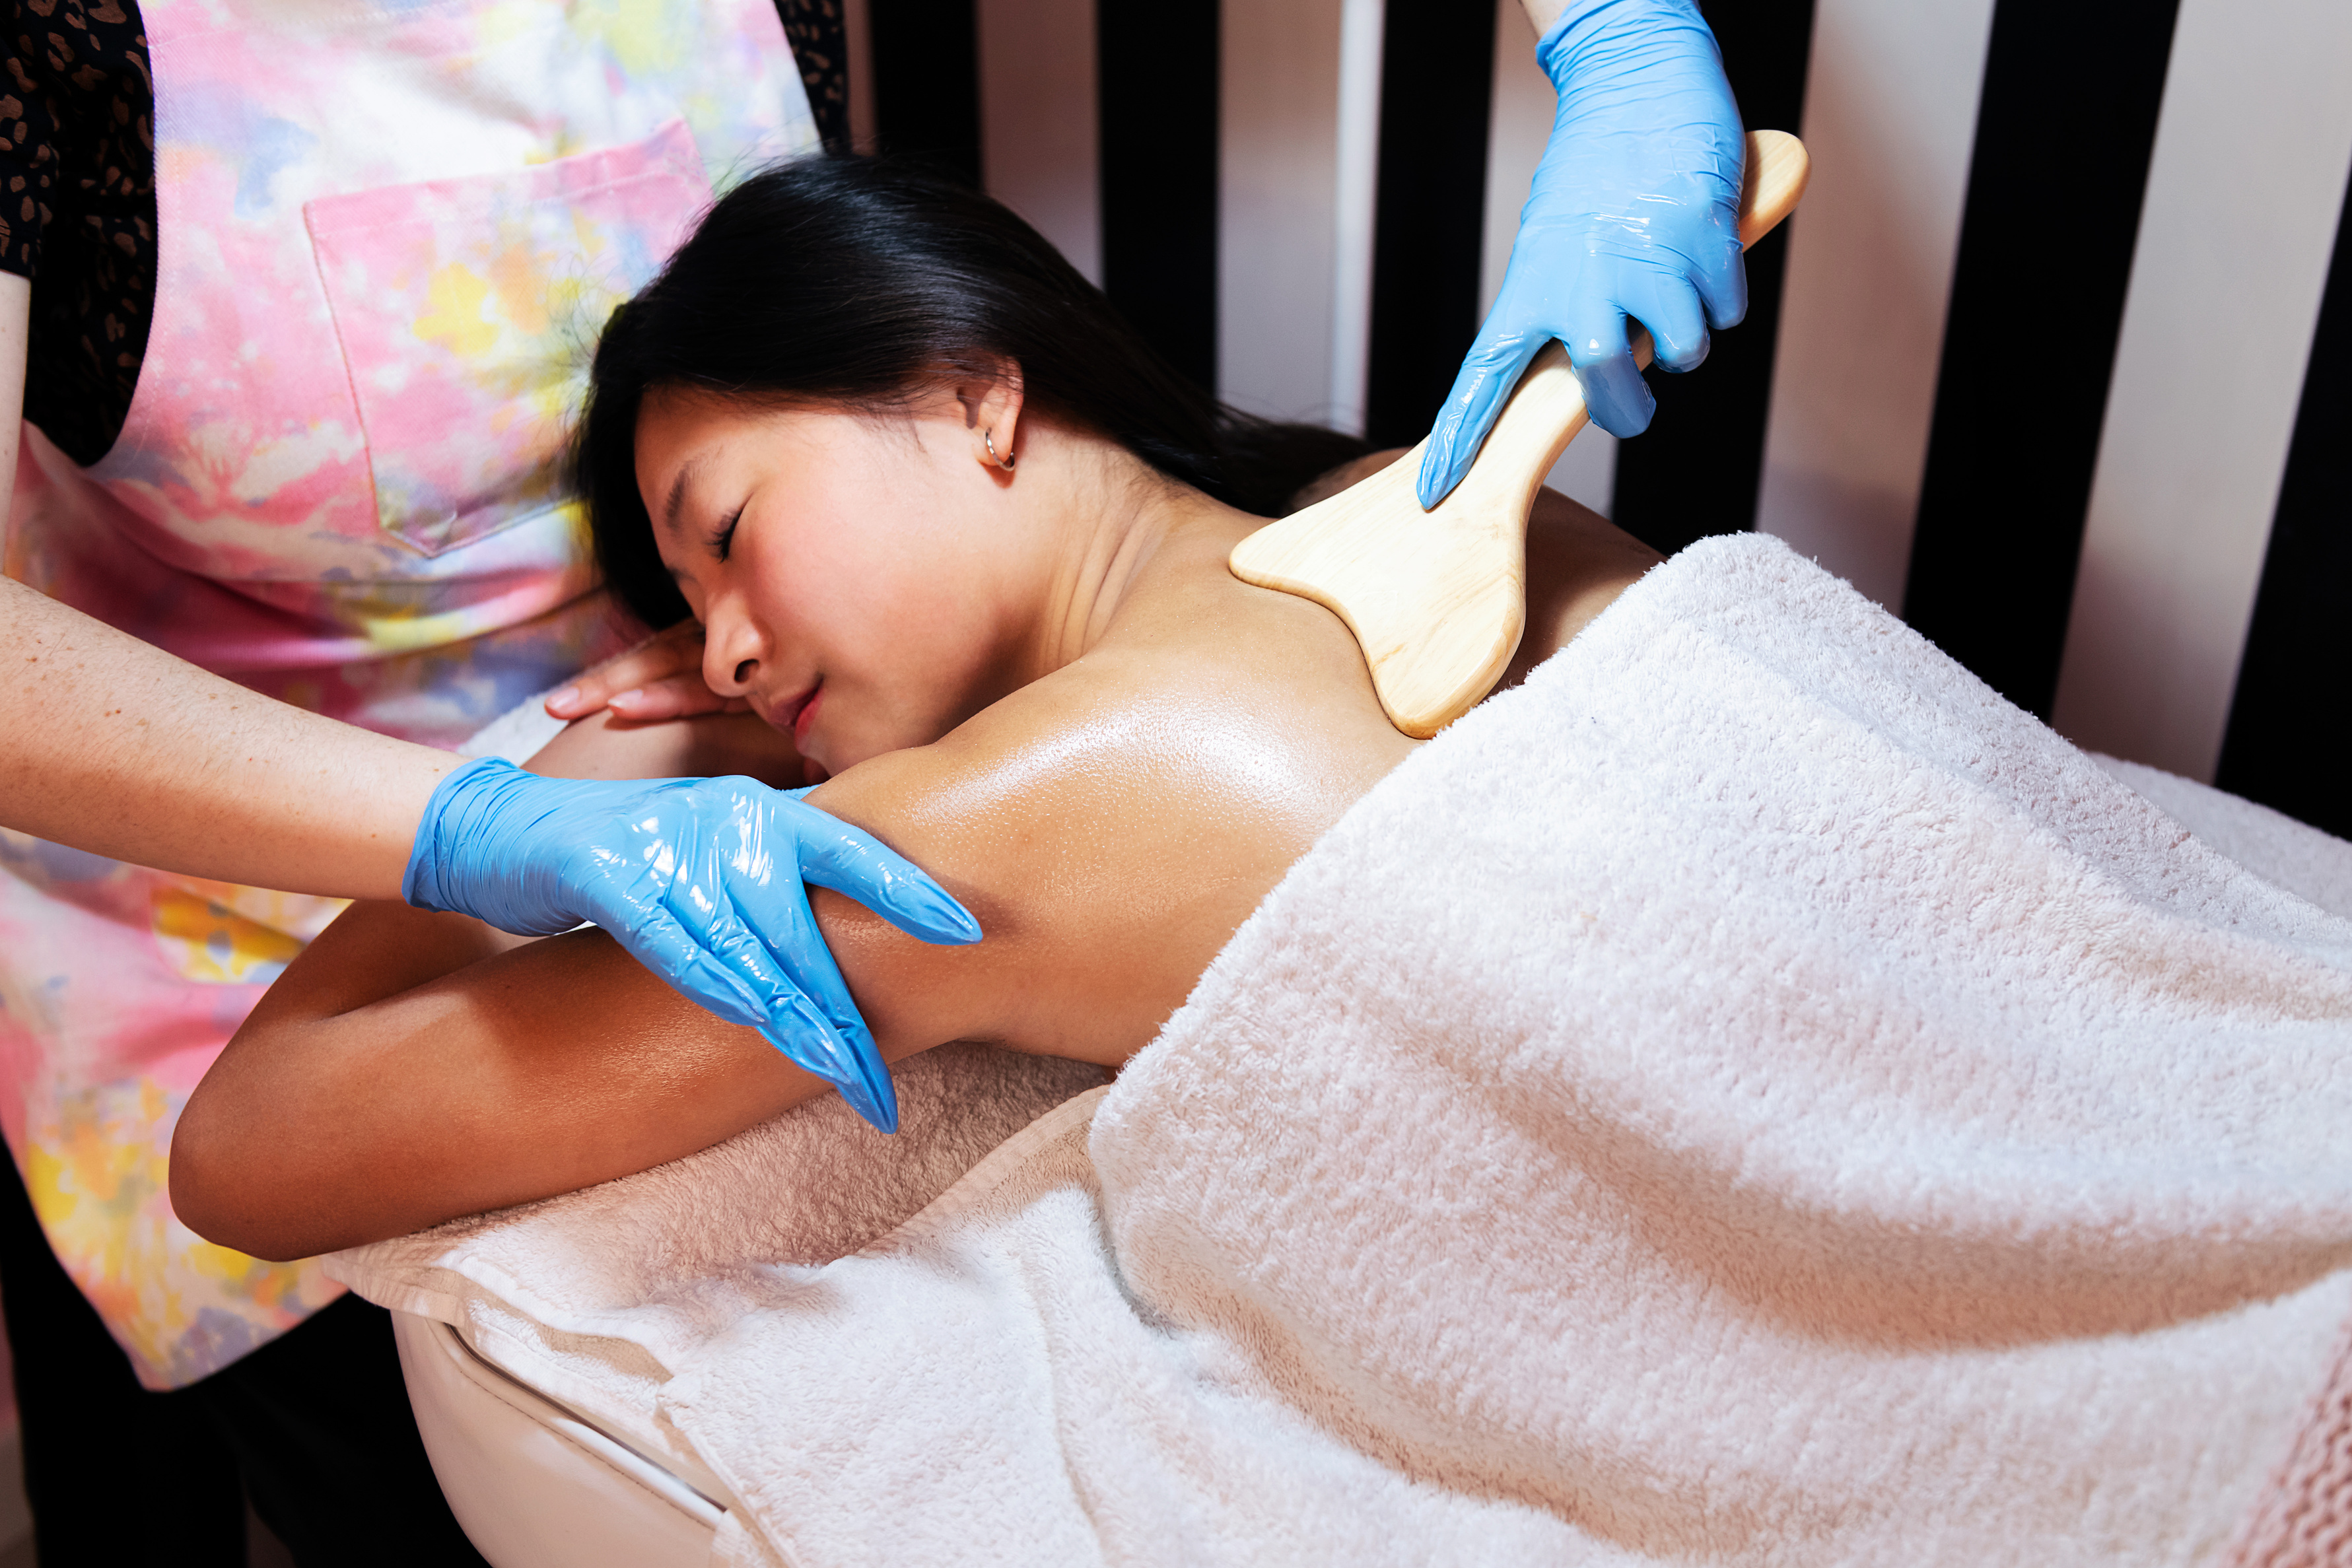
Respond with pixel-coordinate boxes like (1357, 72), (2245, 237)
(1229, 129), (1812, 739)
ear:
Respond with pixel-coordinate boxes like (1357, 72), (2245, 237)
(953, 362), (1026, 477)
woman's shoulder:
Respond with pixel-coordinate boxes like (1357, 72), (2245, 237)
(916, 527), (1413, 836)
(820, 611), (1402, 873)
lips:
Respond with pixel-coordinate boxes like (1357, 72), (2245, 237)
(760, 677), (825, 747)
(791, 684), (824, 749)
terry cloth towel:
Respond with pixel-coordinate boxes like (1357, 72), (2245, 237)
(637, 532), (2352, 1568)
(328, 1040), (1109, 1485)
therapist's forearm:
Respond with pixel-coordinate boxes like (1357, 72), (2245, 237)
(3, 275), (450, 896)
(0, 575), (456, 898)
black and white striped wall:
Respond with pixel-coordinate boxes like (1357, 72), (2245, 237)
(828, 0), (2352, 838)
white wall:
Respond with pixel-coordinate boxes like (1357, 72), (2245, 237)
(976, 0), (1102, 284)
(1218, 0), (1348, 425)
(847, 0), (1373, 432)
(1752, 0), (1997, 610)
(2050, 0), (2352, 780)
(1324, 0), (1385, 436)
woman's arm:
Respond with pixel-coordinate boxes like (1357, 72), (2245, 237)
(174, 562), (1369, 1258)
(172, 911), (833, 1259)
(172, 655), (1319, 1258)
(543, 617), (749, 724)
(169, 711), (836, 1256)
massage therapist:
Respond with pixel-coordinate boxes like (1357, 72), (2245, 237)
(0, 3), (966, 1559)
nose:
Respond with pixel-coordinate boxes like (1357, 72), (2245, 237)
(701, 592), (769, 699)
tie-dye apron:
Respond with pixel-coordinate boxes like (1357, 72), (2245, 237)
(0, 0), (813, 1388)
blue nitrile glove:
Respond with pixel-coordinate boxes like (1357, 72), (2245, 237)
(402, 757), (981, 1134)
(1418, 0), (1745, 507)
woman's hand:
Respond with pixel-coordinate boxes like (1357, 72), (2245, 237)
(545, 618), (745, 722)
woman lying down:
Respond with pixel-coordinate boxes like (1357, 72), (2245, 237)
(171, 159), (1660, 1260)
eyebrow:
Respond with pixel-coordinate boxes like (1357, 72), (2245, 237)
(662, 455), (709, 535)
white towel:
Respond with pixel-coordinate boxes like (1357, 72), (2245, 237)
(642, 533), (2352, 1567)
(329, 1040), (1109, 1483)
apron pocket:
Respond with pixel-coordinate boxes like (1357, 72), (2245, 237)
(306, 119), (713, 559)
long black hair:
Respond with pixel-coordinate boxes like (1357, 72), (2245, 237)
(578, 156), (1369, 629)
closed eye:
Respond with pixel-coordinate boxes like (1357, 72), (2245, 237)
(707, 506), (743, 564)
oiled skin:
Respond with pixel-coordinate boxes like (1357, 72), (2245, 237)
(171, 471), (1657, 1259)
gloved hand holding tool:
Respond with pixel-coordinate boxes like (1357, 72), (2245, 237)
(1232, 130), (1807, 738)
(1419, 0), (1747, 507)
(405, 757), (979, 1134)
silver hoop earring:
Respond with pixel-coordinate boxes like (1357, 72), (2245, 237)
(985, 428), (1017, 471)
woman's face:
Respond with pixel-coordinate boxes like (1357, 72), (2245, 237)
(635, 386), (1038, 780)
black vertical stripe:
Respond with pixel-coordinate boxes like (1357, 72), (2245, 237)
(1607, 0), (1816, 557)
(867, 0), (984, 186)
(1901, 0), (2181, 718)
(1362, 0), (1496, 449)
(1097, 0), (1221, 391)
(2215, 167), (2352, 838)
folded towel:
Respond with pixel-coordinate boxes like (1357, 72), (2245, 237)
(330, 1037), (1108, 1482)
(645, 533), (2352, 1567)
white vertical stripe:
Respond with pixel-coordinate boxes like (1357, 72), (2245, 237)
(977, 0), (1102, 285)
(1479, 0), (1616, 515)
(1329, 0), (1385, 436)
(843, 0), (878, 152)
(1219, 0), (1346, 423)
(2050, 0), (2352, 782)
(1752, 0), (1996, 609)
